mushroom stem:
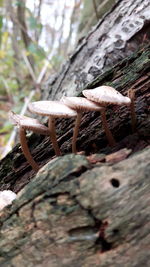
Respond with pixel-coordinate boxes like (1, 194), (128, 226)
(48, 116), (61, 156)
(128, 88), (136, 132)
(19, 127), (39, 171)
(100, 110), (116, 147)
(72, 112), (82, 153)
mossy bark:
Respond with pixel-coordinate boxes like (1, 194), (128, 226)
(0, 149), (149, 266)
(0, 2), (149, 265)
(41, 0), (150, 100)
(0, 45), (149, 193)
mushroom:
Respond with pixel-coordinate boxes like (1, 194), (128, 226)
(0, 190), (17, 211)
(9, 111), (50, 171)
(83, 85), (132, 138)
(28, 101), (77, 156)
(128, 88), (136, 132)
(61, 96), (115, 153)
(83, 86), (131, 106)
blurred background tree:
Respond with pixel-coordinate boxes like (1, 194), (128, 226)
(0, 0), (115, 157)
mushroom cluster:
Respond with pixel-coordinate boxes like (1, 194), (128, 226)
(9, 86), (136, 171)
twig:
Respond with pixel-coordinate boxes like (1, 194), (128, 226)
(1, 77), (14, 103)
(22, 52), (37, 83)
(37, 41), (58, 84)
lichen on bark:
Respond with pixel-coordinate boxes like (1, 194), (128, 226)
(0, 148), (149, 266)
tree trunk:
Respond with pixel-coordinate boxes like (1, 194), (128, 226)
(17, 0), (35, 70)
(42, 0), (150, 100)
(0, 148), (149, 266)
(0, 44), (149, 192)
(0, 0), (150, 265)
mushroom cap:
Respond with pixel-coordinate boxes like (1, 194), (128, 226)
(28, 101), (77, 118)
(82, 86), (131, 106)
(61, 96), (105, 112)
(9, 111), (49, 135)
(0, 190), (17, 210)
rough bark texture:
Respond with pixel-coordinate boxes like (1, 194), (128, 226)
(0, 1), (150, 265)
(0, 45), (149, 193)
(0, 45), (149, 266)
(0, 148), (149, 266)
(42, 0), (150, 100)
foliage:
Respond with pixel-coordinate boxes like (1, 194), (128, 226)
(0, 0), (82, 157)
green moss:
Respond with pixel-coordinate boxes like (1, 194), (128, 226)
(78, 45), (150, 94)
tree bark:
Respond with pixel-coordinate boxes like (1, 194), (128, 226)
(0, 148), (149, 266)
(0, 1), (150, 265)
(42, 0), (150, 100)
(0, 44), (149, 192)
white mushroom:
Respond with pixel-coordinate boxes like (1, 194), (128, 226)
(0, 190), (17, 211)
(83, 86), (131, 106)
(83, 85), (133, 140)
(61, 96), (115, 153)
(28, 101), (77, 156)
(9, 111), (50, 171)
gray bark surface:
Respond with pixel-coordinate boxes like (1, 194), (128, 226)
(42, 0), (150, 100)
(0, 148), (149, 266)
(0, 1), (150, 265)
